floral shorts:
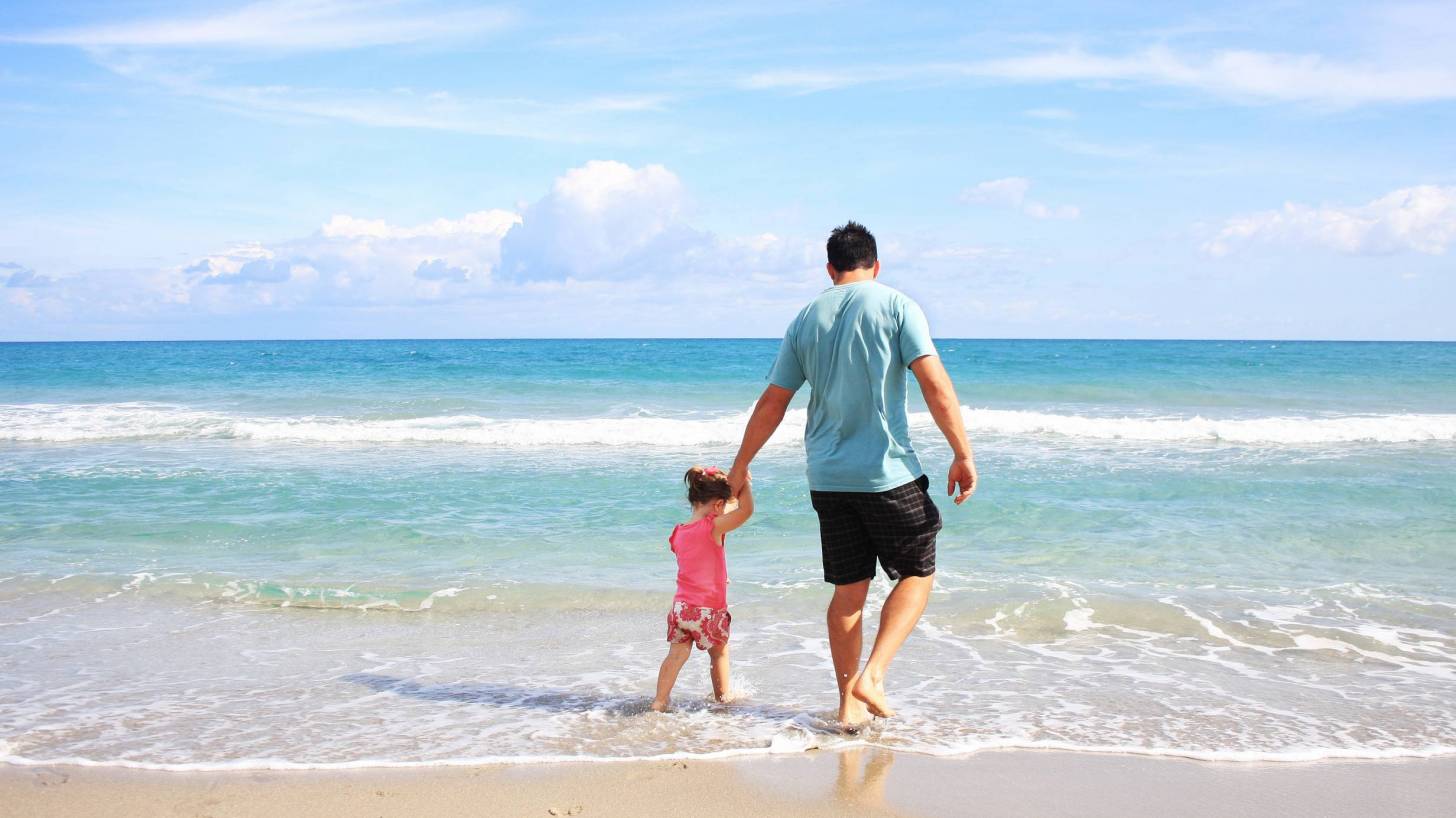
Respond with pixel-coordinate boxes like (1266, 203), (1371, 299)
(666, 600), (731, 650)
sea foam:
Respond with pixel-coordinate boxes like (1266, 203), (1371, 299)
(3, 403), (1455, 446)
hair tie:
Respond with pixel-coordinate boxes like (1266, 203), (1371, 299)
(703, 467), (721, 477)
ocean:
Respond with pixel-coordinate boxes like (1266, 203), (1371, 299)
(1, 338), (1453, 769)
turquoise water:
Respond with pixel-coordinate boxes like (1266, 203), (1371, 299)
(1, 339), (1454, 768)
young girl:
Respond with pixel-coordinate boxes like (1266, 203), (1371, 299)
(650, 465), (754, 712)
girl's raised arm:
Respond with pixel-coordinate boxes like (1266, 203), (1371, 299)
(713, 477), (754, 540)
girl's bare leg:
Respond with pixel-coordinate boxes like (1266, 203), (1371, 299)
(651, 641), (693, 711)
(707, 643), (731, 702)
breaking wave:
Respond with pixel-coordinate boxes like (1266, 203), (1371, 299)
(3, 403), (1455, 447)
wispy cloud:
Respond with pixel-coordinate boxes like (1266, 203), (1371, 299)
(197, 83), (668, 141)
(743, 44), (1456, 108)
(961, 177), (1080, 220)
(3, 0), (514, 50)
(1203, 185), (1456, 257)
(88, 51), (669, 141)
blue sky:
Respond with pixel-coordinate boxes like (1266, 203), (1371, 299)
(1, 0), (1453, 341)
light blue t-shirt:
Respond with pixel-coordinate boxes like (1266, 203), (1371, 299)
(767, 280), (938, 492)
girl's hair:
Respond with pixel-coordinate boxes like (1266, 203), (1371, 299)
(684, 466), (732, 506)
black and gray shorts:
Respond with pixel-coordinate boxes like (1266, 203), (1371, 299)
(810, 474), (941, 585)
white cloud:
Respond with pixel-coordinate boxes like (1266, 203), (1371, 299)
(744, 44), (1456, 108)
(497, 160), (697, 280)
(4, 0), (514, 50)
(961, 177), (1080, 220)
(0, 161), (829, 338)
(164, 207), (520, 317)
(1203, 185), (1456, 257)
(741, 63), (944, 93)
(322, 210), (519, 241)
(187, 82), (668, 141)
(3, 262), (59, 288)
(10, 4), (664, 143)
(1, 160), (1032, 339)
(413, 259), (470, 282)
(78, 50), (667, 142)
(972, 46), (1456, 107)
(204, 257), (295, 285)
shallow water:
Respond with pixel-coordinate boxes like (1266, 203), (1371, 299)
(1, 339), (1453, 768)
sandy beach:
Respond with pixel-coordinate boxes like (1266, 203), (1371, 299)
(4, 749), (1453, 818)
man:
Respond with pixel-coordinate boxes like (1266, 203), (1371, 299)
(728, 221), (977, 727)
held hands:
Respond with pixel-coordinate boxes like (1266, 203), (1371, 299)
(727, 466), (752, 499)
(947, 456), (978, 505)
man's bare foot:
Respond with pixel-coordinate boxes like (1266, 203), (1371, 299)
(650, 699), (669, 713)
(838, 692), (870, 730)
(851, 673), (895, 719)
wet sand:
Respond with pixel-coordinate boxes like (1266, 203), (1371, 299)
(3, 748), (1453, 818)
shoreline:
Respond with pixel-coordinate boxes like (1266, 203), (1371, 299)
(4, 739), (1454, 771)
(5, 748), (1453, 818)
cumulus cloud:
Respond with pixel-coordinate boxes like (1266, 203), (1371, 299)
(3, 263), (57, 288)
(178, 207), (519, 314)
(4, 160), (1032, 339)
(204, 258), (295, 285)
(961, 177), (1080, 220)
(497, 160), (701, 280)
(413, 259), (470, 282)
(1203, 185), (1456, 257)
(0, 161), (834, 338)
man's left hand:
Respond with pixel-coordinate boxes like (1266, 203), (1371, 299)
(947, 457), (977, 505)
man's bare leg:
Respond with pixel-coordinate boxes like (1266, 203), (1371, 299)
(852, 573), (934, 718)
(827, 579), (871, 726)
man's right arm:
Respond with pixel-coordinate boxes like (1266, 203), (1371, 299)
(909, 355), (978, 505)
(728, 384), (795, 498)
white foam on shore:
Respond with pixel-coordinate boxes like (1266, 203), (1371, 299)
(4, 403), (1455, 447)
(3, 576), (1454, 772)
(3, 739), (1453, 773)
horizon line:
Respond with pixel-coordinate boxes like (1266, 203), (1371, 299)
(2, 337), (1453, 345)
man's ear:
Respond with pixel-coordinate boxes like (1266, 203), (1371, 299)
(872, 259), (881, 279)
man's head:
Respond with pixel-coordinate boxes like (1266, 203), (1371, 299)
(826, 221), (879, 282)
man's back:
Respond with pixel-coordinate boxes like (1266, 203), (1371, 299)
(768, 279), (937, 492)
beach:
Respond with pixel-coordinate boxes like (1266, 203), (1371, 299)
(7, 0), (1455, 811)
(5, 750), (1455, 818)
(2, 338), (1454, 808)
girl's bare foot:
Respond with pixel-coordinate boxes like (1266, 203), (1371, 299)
(851, 673), (895, 719)
(650, 699), (669, 712)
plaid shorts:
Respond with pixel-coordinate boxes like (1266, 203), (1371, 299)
(810, 474), (941, 585)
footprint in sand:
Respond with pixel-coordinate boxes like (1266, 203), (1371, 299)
(33, 769), (69, 787)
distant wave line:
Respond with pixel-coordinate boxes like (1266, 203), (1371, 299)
(2, 403), (1455, 446)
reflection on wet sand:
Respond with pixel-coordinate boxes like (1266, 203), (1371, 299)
(835, 747), (896, 810)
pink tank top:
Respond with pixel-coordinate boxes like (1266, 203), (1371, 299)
(669, 515), (728, 609)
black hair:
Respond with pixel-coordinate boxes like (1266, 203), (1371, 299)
(826, 221), (877, 274)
